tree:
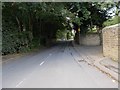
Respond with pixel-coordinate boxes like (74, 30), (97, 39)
(2, 2), (116, 54)
(2, 2), (67, 54)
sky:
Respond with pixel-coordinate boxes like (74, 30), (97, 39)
(107, 6), (117, 17)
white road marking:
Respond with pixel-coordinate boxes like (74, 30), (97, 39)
(46, 56), (49, 59)
(40, 61), (45, 66)
(45, 53), (52, 60)
(16, 78), (26, 87)
(49, 53), (52, 56)
(39, 53), (52, 66)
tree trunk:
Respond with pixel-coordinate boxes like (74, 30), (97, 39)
(74, 28), (80, 45)
(16, 16), (23, 32)
(28, 15), (33, 42)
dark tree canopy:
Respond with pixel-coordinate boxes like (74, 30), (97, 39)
(2, 2), (119, 55)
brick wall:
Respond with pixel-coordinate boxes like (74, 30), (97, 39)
(102, 24), (120, 61)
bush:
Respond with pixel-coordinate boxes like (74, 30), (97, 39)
(2, 20), (38, 55)
(103, 16), (120, 27)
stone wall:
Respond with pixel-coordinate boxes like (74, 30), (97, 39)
(102, 24), (120, 61)
(80, 33), (100, 46)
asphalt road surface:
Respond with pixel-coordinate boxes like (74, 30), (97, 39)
(2, 41), (118, 88)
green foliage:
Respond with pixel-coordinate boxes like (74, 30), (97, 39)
(56, 30), (66, 39)
(56, 29), (73, 40)
(66, 31), (72, 40)
(64, 2), (114, 34)
(2, 2), (117, 55)
(2, 2), (66, 55)
(103, 16), (120, 27)
(2, 19), (40, 55)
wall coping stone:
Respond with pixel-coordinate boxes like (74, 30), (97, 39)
(103, 23), (120, 31)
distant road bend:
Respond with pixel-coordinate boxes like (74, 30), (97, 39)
(3, 41), (118, 88)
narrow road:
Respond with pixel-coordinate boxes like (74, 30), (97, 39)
(2, 41), (118, 88)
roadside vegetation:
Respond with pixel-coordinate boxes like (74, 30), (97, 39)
(2, 2), (120, 55)
(103, 16), (120, 26)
